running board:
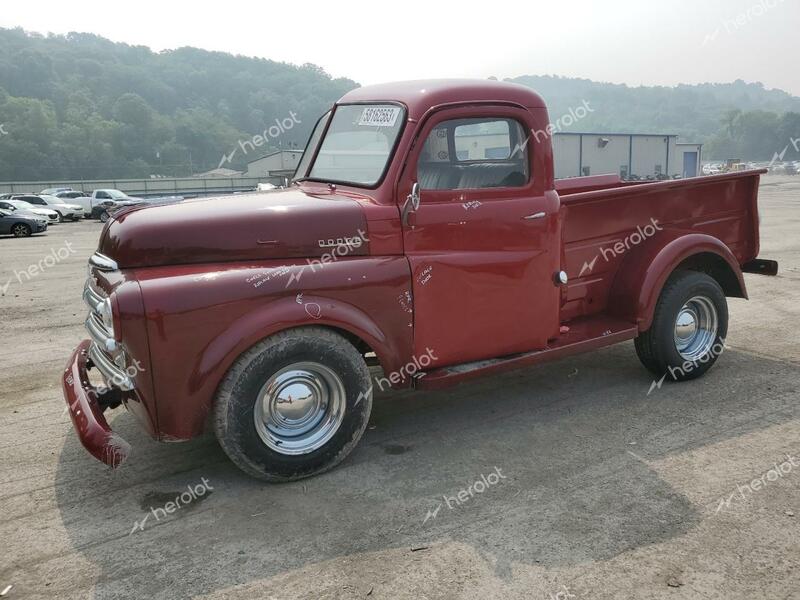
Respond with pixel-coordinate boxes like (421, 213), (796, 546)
(416, 316), (638, 390)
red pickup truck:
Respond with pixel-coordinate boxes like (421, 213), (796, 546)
(63, 79), (778, 481)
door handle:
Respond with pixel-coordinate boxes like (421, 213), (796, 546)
(523, 212), (546, 220)
(402, 182), (421, 227)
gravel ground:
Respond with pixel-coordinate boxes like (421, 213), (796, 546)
(1, 176), (798, 600)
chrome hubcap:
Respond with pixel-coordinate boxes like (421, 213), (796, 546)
(253, 362), (346, 455)
(674, 296), (718, 361)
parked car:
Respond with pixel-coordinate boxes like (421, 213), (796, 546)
(0, 208), (48, 237)
(54, 190), (106, 219)
(13, 194), (84, 221)
(86, 189), (142, 222)
(0, 200), (60, 225)
(63, 79), (779, 481)
(92, 189), (184, 222)
(54, 190), (85, 199)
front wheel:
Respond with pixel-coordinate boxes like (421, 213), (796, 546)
(11, 223), (31, 237)
(213, 327), (373, 482)
(99, 211), (110, 223)
(635, 271), (728, 382)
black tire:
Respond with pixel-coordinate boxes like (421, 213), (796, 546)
(56, 211), (64, 223)
(635, 270), (728, 382)
(213, 327), (373, 482)
(11, 223), (31, 237)
(99, 211), (110, 223)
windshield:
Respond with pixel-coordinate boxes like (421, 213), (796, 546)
(305, 104), (404, 187)
(104, 190), (129, 199)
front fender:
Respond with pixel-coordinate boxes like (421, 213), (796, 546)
(139, 256), (412, 440)
(609, 230), (747, 331)
(194, 294), (403, 397)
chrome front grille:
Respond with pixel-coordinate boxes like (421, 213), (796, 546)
(83, 274), (134, 391)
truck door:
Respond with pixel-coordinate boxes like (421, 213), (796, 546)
(399, 106), (561, 368)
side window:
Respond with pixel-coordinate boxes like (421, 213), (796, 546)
(417, 117), (530, 191)
(26, 196), (44, 205)
(95, 191), (111, 200)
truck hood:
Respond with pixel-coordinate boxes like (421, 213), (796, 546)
(99, 188), (370, 268)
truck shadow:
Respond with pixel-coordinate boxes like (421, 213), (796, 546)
(53, 343), (798, 599)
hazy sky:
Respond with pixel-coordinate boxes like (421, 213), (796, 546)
(2, 0), (798, 95)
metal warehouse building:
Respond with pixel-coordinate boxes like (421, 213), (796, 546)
(246, 149), (303, 183)
(244, 134), (702, 184)
(552, 133), (702, 180)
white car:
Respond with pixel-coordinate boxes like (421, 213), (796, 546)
(0, 199), (61, 225)
(12, 194), (84, 221)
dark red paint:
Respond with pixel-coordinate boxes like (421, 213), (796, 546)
(63, 79), (770, 465)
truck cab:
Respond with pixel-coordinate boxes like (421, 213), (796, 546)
(63, 79), (778, 482)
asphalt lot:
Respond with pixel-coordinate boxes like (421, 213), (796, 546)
(1, 176), (799, 600)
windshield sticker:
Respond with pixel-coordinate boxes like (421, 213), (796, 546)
(358, 106), (400, 128)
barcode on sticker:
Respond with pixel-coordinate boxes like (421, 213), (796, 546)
(358, 106), (400, 127)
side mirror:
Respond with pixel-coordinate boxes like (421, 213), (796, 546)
(401, 182), (420, 227)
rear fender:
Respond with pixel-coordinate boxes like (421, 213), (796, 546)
(609, 230), (747, 331)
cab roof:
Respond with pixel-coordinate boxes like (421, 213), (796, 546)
(337, 79), (546, 120)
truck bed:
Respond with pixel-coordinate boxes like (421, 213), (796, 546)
(557, 170), (764, 323)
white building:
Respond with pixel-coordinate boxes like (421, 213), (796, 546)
(246, 149), (303, 184)
(552, 133), (702, 180)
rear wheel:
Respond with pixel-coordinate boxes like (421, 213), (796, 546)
(635, 271), (728, 382)
(11, 223), (31, 237)
(213, 327), (373, 482)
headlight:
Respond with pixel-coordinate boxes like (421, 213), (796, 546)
(99, 297), (115, 337)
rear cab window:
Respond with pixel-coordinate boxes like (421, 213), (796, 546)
(417, 117), (530, 190)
